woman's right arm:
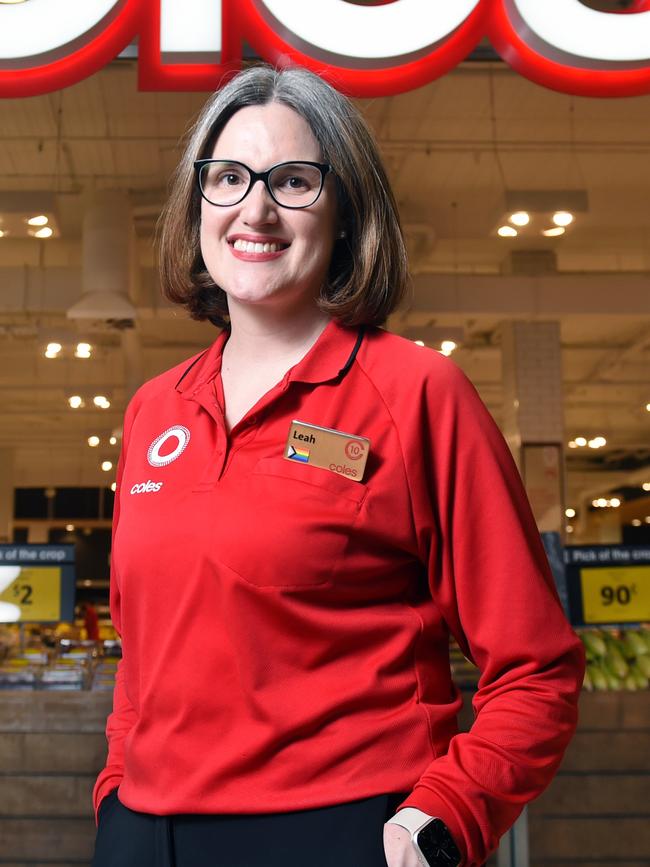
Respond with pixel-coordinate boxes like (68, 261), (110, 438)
(92, 396), (141, 826)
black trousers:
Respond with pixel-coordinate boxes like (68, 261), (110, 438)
(92, 788), (410, 867)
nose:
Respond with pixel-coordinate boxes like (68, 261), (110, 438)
(240, 179), (278, 226)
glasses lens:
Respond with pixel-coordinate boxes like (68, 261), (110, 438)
(269, 163), (323, 207)
(199, 162), (250, 205)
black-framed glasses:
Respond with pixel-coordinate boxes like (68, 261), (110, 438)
(193, 159), (333, 209)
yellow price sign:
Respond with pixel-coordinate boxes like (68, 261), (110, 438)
(0, 566), (62, 621)
(580, 566), (650, 624)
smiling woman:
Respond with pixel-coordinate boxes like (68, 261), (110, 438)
(92, 62), (585, 867)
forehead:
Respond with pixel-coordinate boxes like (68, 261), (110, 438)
(210, 103), (322, 166)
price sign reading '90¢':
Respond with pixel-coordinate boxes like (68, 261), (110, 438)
(580, 566), (650, 624)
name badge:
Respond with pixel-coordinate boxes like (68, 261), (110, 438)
(284, 420), (370, 482)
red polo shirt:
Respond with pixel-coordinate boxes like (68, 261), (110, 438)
(93, 316), (584, 866)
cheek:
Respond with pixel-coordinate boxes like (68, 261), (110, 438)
(199, 209), (225, 257)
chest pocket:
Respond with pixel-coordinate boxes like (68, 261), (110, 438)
(215, 456), (368, 589)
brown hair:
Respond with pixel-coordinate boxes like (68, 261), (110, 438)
(158, 63), (410, 328)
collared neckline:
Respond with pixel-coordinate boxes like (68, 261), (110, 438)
(175, 317), (364, 397)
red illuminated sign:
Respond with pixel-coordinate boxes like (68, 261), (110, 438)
(1, 0), (650, 99)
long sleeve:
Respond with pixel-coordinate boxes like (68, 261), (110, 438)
(396, 358), (585, 866)
(91, 397), (140, 826)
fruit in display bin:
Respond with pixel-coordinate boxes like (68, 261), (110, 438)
(580, 627), (650, 691)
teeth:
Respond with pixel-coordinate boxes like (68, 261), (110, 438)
(233, 239), (284, 253)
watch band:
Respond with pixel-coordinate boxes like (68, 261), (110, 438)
(386, 808), (461, 867)
(386, 807), (434, 836)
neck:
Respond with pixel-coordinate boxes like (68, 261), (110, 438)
(222, 300), (332, 368)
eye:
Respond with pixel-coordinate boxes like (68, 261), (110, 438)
(202, 163), (247, 190)
(284, 175), (309, 190)
(216, 171), (245, 187)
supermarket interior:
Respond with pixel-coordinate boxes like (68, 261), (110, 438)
(1, 1), (650, 865)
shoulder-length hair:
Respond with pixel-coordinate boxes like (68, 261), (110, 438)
(158, 63), (410, 328)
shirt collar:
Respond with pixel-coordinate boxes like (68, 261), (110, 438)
(175, 317), (364, 397)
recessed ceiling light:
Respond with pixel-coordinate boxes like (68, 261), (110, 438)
(75, 342), (92, 358)
(68, 395), (84, 409)
(565, 508), (576, 518)
(65, 524), (75, 532)
(27, 215), (48, 227)
(32, 226), (53, 239)
(553, 211), (574, 227)
(44, 342), (62, 358)
(101, 461), (113, 472)
(498, 226), (518, 238)
(574, 437), (587, 447)
(110, 482), (117, 492)
(509, 211), (530, 226)
(87, 436), (100, 447)
(542, 227), (565, 237)
(0, 229), (5, 238)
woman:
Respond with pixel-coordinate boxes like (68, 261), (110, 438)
(92, 64), (585, 867)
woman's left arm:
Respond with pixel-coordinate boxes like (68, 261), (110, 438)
(394, 357), (585, 867)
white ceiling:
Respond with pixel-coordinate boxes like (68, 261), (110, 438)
(0, 58), (649, 529)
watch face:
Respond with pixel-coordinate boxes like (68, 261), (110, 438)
(416, 818), (462, 866)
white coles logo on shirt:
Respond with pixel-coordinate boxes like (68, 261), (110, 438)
(147, 425), (191, 468)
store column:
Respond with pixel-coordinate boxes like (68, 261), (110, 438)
(500, 321), (566, 538)
(0, 448), (14, 542)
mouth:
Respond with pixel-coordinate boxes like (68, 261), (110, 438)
(228, 238), (291, 254)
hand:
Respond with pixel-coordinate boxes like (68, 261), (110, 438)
(383, 821), (424, 866)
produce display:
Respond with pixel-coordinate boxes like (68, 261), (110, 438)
(580, 627), (650, 691)
(0, 632), (121, 691)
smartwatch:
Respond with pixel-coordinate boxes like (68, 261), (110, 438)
(387, 808), (462, 866)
